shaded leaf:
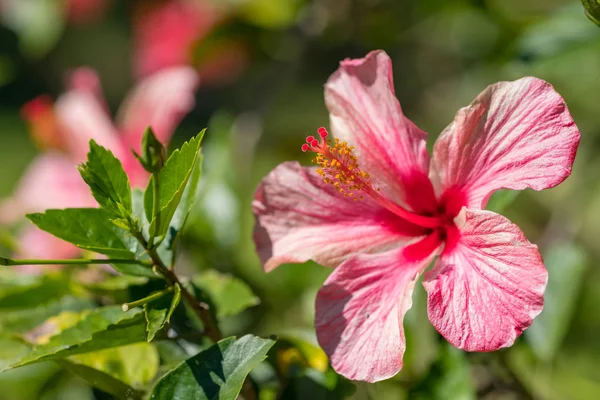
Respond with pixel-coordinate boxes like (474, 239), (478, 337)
(408, 342), (475, 400)
(486, 189), (519, 214)
(78, 141), (132, 217)
(26, 209), (155, 277)
(507, 345), (600, 400)
(150, 334), (275, 400)
(0, 274), (72, 309)
(3, 306), (148, 371)
(57, 359), (144, 400)
(526, 243), (588, 361)
(271, 335), (355, 400)
(193, 271), (259, 319)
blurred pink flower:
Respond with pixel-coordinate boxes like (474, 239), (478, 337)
(2, 66), (199, 265)
(133, 0), (247, 84)
(252, 50), (580, 382)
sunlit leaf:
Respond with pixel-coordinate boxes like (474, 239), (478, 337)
(78, 140), (132, 218)
(2, 306), (148, 371)
(0, 338), (31, 370)
(145, 131), (205, 241)
(26, 209), (155, 277)
(0, 273), (93, 333)
(526, 242), (588, 361)
(71, 342), (159, 389)
(149, 335), (275, 400)
(193, 271), (259, 319)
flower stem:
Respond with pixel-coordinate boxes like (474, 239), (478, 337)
(126, 168), (255, 400)
(121, 286), (174, 312)
(0, 257), (152, 267)
(131, 232), (223, 342)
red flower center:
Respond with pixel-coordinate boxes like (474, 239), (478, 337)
(302, 128), (467, 250)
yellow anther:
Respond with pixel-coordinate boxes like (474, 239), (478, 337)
(306, 133), (372, 200)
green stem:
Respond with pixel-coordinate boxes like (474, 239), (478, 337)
(131, 224), (254, 399)
(149, 175), (161, 247)
(121, 286), (174, 312)
(0, 257), (152, 267)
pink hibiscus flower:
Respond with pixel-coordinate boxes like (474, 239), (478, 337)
(133, 0), (247, 84)
(1, 66), (199, 265)
(252, 50), (580, 382)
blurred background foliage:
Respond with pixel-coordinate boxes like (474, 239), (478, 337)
(0, 0), (599, 399)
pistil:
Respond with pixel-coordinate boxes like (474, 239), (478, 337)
(302, 128), (443, 229)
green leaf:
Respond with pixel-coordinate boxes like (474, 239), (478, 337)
(78, 141), (132, 217)
(0, 296), (94, 334)
(70, 342), (159, 389)
(408, 342), (475, 400)
(0, 272), (93, 333)
(582, 0), (600, 26)
(193, 271), (259, 319)
(145, 131), (205, 241)
(0, 338), (31, 370)
(150, 334), (275, 400)
(134, 127), (167, 174)
(57, 359), (144, 400)
(3, 306), (148, 371)
(485, 190), (519, 213)
(0, 274), (71, 309)
(526, 243), (588, 361)
(145, 284), (182, 342)
(26, 208), (155, 277)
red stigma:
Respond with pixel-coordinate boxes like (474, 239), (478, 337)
(318, 127), (328, 138)
(306, 136), (315, 143)
(311, 139), (319, 147)
(301, 143), (309, 152)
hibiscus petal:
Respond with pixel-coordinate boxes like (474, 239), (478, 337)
(252, 161), (428, 272)
(325, 50), (436, 213)
(315, 235), (441, 382)
(117, 66), (199, 153)
(0, 153), (95, 224)
(55, 70), (124, 162)
(431, 77), (580, 209)
(423, 209), (547, 352)
(17, 226), (80, 262)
